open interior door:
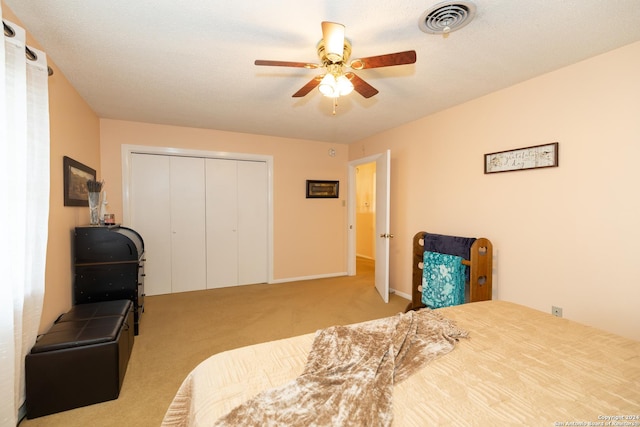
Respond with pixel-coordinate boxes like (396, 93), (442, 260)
(374, 149), (391, 303)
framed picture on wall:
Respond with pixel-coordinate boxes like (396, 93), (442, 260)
(63, 156), (96, 206)
(484, 142), (559, 174)
(306, 180), (339, 198)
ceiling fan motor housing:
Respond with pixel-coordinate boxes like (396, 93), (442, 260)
(316, 39), (352, 65)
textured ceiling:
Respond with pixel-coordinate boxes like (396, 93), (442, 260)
(5, 0), (640, 143)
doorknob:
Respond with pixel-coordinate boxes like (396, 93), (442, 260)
(379, 233), (394, 238)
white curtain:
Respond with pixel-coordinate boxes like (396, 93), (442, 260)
(1, 9), (50, 427)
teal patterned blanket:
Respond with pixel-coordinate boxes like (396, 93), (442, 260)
(421, 251), (466, 308)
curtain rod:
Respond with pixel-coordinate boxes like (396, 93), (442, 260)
(3, 20), (54, 76)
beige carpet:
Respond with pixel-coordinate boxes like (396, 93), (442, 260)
(20, 258), (408, 426)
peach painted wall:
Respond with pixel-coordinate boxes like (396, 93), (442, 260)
(99, 119), (348, 280)
(3, 2), (102, 333)
(349, 41), (640, 340)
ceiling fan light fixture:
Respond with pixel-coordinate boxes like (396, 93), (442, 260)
(318, 72), (354, 98)
(336, 74), (354, 96)
(319, 73), (338, 97)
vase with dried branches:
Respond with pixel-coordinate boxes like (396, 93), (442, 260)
(86, 179), (103, 225)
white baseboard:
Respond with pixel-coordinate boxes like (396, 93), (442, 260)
(392, 289), (411, 300)
(270, 275), (412, 303)
(18, 402), (26, 424)
(269, 272), (348, 284)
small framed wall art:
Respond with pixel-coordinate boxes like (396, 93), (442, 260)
(306, 180), (339, 198)
(63, 156), (96, 206)
(484, 142), (558, 174)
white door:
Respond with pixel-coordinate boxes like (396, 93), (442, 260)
(237, 160), (268, 285)
(374, 150), (391, 303)
(130, 154), (206, 295)
(206, 159), (268, 288)
(347, 150), (391, 303)
(206, 158), (239, 288)
(130, 154), (172, 295)
(170, 156), (207, 293)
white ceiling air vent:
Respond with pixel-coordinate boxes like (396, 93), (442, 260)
(419, 1), (477, 35)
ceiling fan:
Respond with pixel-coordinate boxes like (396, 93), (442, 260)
(255, 22), (416, 113)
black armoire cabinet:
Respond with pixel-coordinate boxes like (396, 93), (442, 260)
(73, 226), (145, 334)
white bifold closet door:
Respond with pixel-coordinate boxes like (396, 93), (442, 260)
(130, 154), (207, 295)
(169, 156), (207, 293)
(130, 153), (267, 296)
(130, 154), (171, 295)
(206, 158), (268, 288)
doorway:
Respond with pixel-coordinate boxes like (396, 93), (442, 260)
(355, 161), (376, 269)
(347, 150), (391, 303)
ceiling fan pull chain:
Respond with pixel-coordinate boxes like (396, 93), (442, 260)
(332, 97), (338, 115)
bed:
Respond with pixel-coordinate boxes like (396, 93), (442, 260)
(162, 302), (640, 426)
(162, 233), (640, 426)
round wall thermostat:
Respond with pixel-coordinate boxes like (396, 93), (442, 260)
(328, 148), (336, 157)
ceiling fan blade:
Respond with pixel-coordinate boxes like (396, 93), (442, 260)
(350, 50), (417, 70)
(255, 59), (319, 69)
(292, 76), (322, 97)
(346, 73), (379, 98)
(321, 21), (345, 62)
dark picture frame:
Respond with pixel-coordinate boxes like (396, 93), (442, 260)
(63, 156), (96, 206)
(306, 180), (339, 198)
(484, 142), (559, 174)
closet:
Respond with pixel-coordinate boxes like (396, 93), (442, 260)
(129, 153), (268, 296)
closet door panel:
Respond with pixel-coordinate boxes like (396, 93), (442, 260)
(170, 156), (207, 293)
(130, 154), (172, 296)
(237, 161), (268, 285)
(205, 159), (239, 288)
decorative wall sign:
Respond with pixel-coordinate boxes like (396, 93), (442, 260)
(306, 180), (339, 198)
(484, 142), (558, 174)
(63, 156), (96, 206)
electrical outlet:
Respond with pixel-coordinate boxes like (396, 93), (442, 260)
(552, 306), (563, 317)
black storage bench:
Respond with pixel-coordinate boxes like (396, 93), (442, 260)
(25, 300), (134, 419)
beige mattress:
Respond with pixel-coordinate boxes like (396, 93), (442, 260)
(162, 300), (640, 426)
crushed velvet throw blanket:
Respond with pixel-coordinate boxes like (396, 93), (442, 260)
(213, 309), (468, 427)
